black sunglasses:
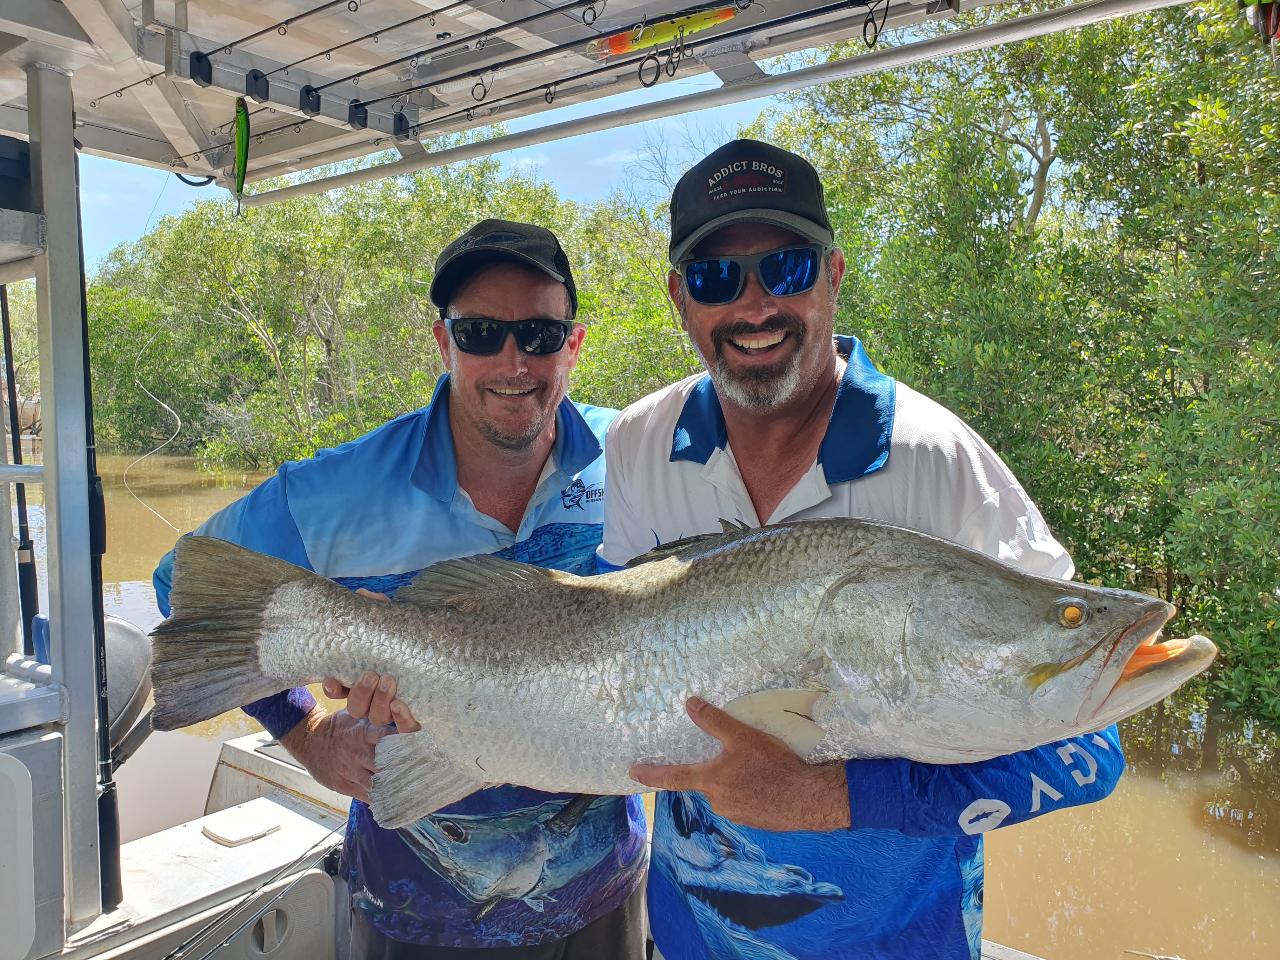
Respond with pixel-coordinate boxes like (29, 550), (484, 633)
(680, 244), (829, 306)
(445, 317), (574, 356)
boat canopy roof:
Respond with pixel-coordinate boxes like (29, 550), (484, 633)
(0, 0), (1013, 188)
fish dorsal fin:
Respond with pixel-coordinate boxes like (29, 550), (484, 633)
(625, 519), (756, 568)
(396, 554), (572, 608)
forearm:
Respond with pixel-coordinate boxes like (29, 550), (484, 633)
(846, 726), (1126, 837)
(278, 700), (328, 761)
(244, 687), (320, 741)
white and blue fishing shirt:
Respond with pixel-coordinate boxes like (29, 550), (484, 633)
(154, 375), (647, 948)
(599, 336), (1125, 960)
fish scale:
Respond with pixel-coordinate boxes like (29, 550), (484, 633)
(149, 517), (1216, 828)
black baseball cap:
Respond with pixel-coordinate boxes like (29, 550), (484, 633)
(669, 139), (834, 263)
(430, 219), (578, 317)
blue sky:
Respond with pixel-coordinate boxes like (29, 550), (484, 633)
(79, 76), (779, 272)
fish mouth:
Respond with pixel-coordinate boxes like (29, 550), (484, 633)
(1079, 602), (1217, 725)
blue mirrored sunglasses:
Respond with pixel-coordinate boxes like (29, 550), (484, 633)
(680, 245), (828, 306)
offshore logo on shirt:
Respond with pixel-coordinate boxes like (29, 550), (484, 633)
(560, 478), (603, 511)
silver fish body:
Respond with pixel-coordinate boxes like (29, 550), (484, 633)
(150, 518), (1216, 827)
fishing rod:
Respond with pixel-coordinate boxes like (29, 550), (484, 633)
(406, 0), (781, 133)
(208, 0), (366, 56)
(265, 0), (486, 79)
(221, 0), (514, 135)
(170, 0), (877, 166)
(160, 825), (345, 960)
(353, 0), (718, 110)
(168, 0), (609, 164)
(310, 0), (603, 94)
(403, 0), (881, 136)
(93, 0), (367, 105)
(1, 284), (38, 656)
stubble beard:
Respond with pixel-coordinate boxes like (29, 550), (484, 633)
(474, 378), (565, 451)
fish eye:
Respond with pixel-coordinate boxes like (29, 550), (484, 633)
(439, 820), (468, 843)
(1055, 598), (1090, 628)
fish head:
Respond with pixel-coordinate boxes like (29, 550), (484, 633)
(937, 561), (1217, 732)
(817, 523), (1217, 750)
(1021, 584), (1217, 729)
(404, 805), (559, 904)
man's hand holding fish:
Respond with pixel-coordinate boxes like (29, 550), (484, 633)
(630, 696), (852, 832)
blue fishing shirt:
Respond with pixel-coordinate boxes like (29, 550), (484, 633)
(599, 337), (1126, 960)
(154, 375), (647, 948)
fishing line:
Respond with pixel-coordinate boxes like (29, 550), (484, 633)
(160, 824), (345, 960)
(120, 330), (182, 535)
(142, 171), (170, 232)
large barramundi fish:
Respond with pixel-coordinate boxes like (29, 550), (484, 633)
(150, 518), (1216, 828)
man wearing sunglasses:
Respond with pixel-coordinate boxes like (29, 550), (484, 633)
(599, 141), (1123, 959)
(154, 220), (647, 959)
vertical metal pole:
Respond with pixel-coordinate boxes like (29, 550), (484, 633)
(3, 284), (40, 654)
(27, 61), (103, 928)
(1, 384), (19, 657)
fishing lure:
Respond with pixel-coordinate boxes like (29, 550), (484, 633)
(586, 4), (737, 60)
(233, 97), (249, 213)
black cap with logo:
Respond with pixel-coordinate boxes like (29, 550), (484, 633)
(430, 218), (578, 317)
(668, 139), (834, 264)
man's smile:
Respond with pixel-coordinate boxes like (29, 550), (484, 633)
(485, 385), (539, 398)
(726, 330), (790, 356)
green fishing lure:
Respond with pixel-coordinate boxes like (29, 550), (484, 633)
(233, 97), (249, 212)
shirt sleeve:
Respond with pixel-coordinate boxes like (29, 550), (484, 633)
(152, 468), (317, 740)
(846, 724), (1125, 836)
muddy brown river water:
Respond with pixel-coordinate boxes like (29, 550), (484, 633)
(16, 449), (1280, 959)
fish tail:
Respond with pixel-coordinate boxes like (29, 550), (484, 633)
(149, 536), (315, 730)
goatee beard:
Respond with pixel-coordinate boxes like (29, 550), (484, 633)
(704, 316), (807, 410)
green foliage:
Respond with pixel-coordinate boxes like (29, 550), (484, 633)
(567, 196), (703, 407)
(755, 0), (1280, 725)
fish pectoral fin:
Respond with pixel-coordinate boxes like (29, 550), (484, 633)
(370, 732), (491, 829)
(723, 689), (828, 758)
(396, 554), (576, 609)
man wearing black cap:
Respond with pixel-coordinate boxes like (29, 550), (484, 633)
(599, 142), (1124, 959)
(155, 219), (647, 958)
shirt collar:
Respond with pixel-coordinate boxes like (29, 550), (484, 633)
(412, 374), (602, 501)
(669, 335), (895, 484)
